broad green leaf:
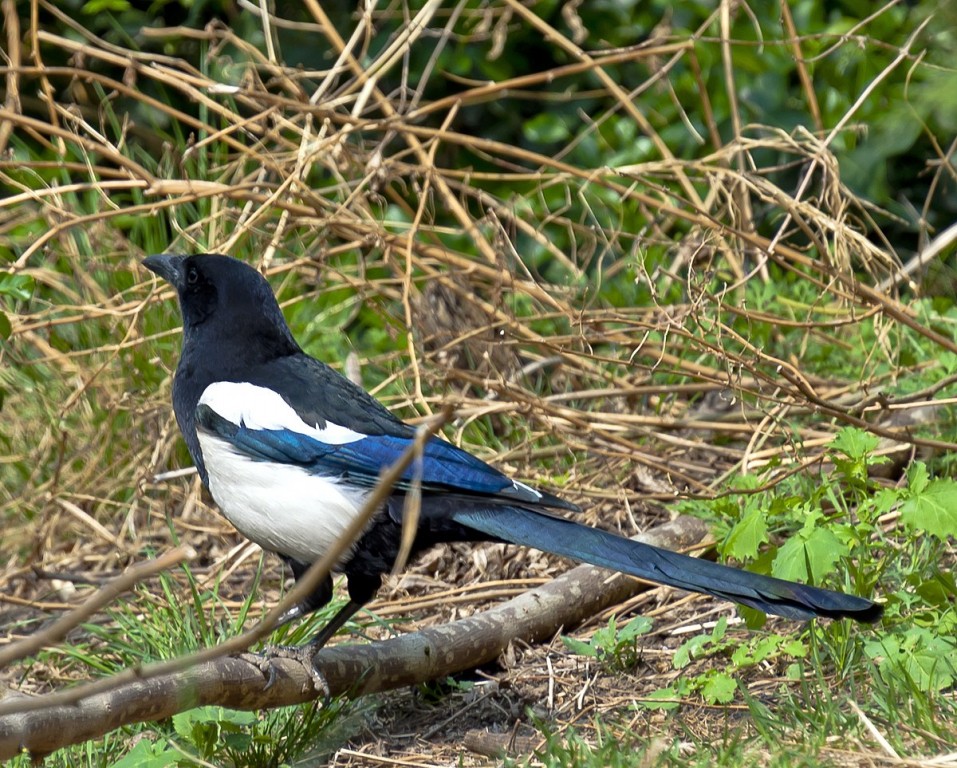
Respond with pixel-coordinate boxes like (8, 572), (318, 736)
(913, 572), (957, 608)
(724, 504), (768, 560)
(522, 113), (571, 144)
(829, 427), (880, 459)
(701, 672), (736, 704)
(172, 705), (257, 740)
(0, 273), (34, 301)
(673, 634), (710, 669)
(82, 0), (131, 13)
(872, 487), (899, 517)
(782, 638), (808, 657)
(906, 462), (930, 495)
(618, 616), (653, 641)
(710, 616), (728, 642)
(110, 740), (179, 768)
(866, 630), (957, 692)
(738, 604), (768, 630)
(774, 526), (846, 583)
(901, 477), (957, 540)
(747, 635), (783, 665)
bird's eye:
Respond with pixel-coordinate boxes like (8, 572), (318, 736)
(186, 267), (199, 285)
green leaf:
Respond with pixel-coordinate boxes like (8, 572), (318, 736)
(0, 273), (34, 301)
(700, 672), (736, 704)
(176, 705), (258, 730)
(906, 462), (930, 495)
(781, 638), (808, 657)
(82, 0), (131, 13)
(747, 635), (782, 665)
(171, 705), (258, 758)
(939, 351), (957, 375)
(866, 629), (957, 692)
(110, 739), (179, 768)
(562, 635), (597, 658)
(0, 311), (9, 339)
(901, 474), (957, 541)
(618, 615), (653, 641)
(872, 487), (900, 517)
(724, 504), (769, 560)
(829, 427), (880, 460)
(673, 634), (710, 669)
(738, 604), (768, 629)
(912, 571), (957, 608)
(774, 526), (846, 583)
(710, 615), (728, 643)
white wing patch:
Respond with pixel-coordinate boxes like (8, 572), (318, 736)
(196, 381), (371, 563)
(199, 381), (364, 445)
(197, 431), (371, 564)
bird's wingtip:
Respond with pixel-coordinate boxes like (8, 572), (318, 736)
(855, 599), (884, 624)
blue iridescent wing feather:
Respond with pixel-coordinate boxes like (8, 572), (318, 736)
(196, 404), (515, 496)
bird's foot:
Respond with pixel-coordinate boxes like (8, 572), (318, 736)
(255, 643), (329, 698)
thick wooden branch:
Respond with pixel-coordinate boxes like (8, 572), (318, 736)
(0, 516), (711, 761)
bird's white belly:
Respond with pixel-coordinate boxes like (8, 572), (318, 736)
(197, 431), (370, 564)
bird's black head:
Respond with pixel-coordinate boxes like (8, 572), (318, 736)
(143, 253), (300, 357)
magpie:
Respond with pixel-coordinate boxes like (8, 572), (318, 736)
(143, 253), (882, 659)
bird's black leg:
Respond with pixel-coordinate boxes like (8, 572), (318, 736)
(271, 557), (335, 630)
(296, 570), (383, 649)
(257, 561), (377, 695)
(300, 598), (365, 650)
(257, 599), (365, 696)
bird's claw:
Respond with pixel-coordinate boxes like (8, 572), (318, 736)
(255, 644), (329, 699)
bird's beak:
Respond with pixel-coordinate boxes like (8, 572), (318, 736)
(142, 254), (185, 289)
